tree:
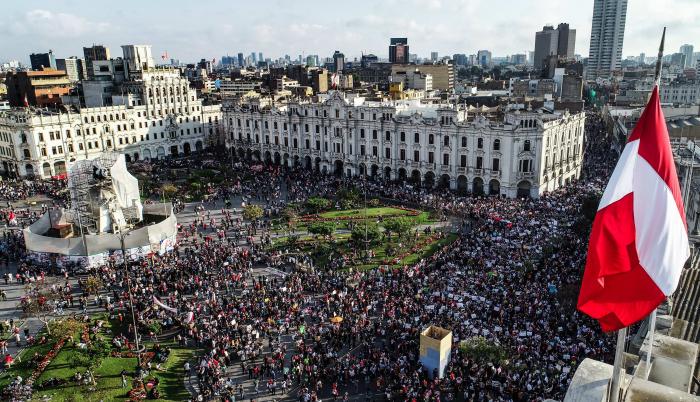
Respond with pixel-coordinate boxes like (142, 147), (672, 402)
(19, 282), (61, 335)
(459, 336), (507, 365)
(83, 275), (103, 296)
(161, 183), (178, 199)
(282, 206), (298, 232)
(50, 318), (85, 342)
(382, 217), (413, 242)
(351, 222), (381, 246)
(243, 204), (264, 221)
(308, 222), (336, 238)
(306, 197), (331, 213)
(337, 187), (360, 209)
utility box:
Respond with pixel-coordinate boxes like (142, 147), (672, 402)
(419, 325), (453, 379)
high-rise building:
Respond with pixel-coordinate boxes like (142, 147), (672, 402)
(680, 44), (694, 68)
(83, 45), (110, 80)
(237, 53), (245, 67)
(477, 50), (492, 68)
(587, 0), (628, 80)
(638, 53), (646, 64)
(5, 69), (72, 107)
(511, 54), (527, 65)
(56, 57), (85, 82)
(389, 38), (409, 64)
(29, 51), (57, 71)
(430, 52), (439, 62)
(258, 52), (264, 63)
(534, 24), (576, 70)
(251, 53), (257, 64)
(333, 51), (345, 73)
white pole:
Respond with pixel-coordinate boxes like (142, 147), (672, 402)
(646, 310), (656, 377)
(609, 326), (628, 402)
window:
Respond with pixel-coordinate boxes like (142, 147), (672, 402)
(519, 159), (532, 172)
(460, 155), (467, 167)
(428, 134), (434, 145)
(316, 140), (320, 150)
(385, 131), (391, 141)
(305, 139), (310, 149)
(492, 158), (500, 171)
(428, 152), (434, 164)
(305, 124), (309, 132)
(293, 138), (298, 148)
(372, 146), (378, 156)
(414, 133), (420, 143)
(443, 154), (449, 166)
(476, 156), (483, 169)
(524, 140), (531, 152)
(414, 150), (420, 161)
(477, 138), (483, 149)
(316, 125), (320, 134)
(385, 148), (390, 158)
(360, 129), (365, 138)
(372, 130), (377, 140)
(360, 145), (366, 156)
(335, 110), (340, 118)
(443, 136), (449, 146)
(400, 149), (406, 160)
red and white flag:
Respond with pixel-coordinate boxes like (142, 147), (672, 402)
(578, 86), (690, 332)
(152, 295), (177, 313)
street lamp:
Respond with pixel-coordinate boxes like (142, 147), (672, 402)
(119, 231), (142, 366)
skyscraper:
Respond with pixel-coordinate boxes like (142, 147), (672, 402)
(258, 52), (264, 63)
(533, 23), (576, 70)
(237, 53), (244, 67)
(587, 0), (628, 80)
(680, 44), (694, 68)
(430, 52), (438, 62)
(333, 51), (345, 73)
(83, 45), (110, 80)
(389, 38), (409, 64)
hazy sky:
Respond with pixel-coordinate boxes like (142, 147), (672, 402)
(1, 0), (698, 64)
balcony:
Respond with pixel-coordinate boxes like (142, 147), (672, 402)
(517, 171), (535, 180)
(473, 168), (483, 176)
(440, 165), (450, 173)
(490, 170), (501, 178)
(456, 166), (467, 174)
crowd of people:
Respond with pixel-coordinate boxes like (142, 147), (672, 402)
(0, 110), (622, 401)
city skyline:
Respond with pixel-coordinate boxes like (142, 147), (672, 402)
(1, 0), (698, 64)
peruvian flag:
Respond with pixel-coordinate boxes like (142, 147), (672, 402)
(578, 86), (690, 332)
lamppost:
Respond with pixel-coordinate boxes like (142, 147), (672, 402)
(119, 231), (142, 366)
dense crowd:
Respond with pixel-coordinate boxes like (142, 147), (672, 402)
(0, 110), (622, 401)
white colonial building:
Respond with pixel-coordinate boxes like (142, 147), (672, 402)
(0, 69), (221, 178)
(223, 92), (585, 198)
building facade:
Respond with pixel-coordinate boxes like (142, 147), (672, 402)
(29, 51), (57, 71)
(222, 92), (585, 198)
(83, 45), (111, 80)
(56, 57), (86, 82)
(587, 0), (628, 80)
(389, 38), (409, 64)
(5, 69), (73, 107)
(0, 69), (222, 178)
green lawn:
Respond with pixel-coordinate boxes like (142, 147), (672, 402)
(0, 338), (56, 390)
(318, 207), (414, 219)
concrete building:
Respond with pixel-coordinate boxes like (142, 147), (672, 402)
(219, 79), (260, 98)
(5, 69), (73, 107)
(29, 51), (57, 71)
(511, 54), (527, 65)
(680, 44), (695, 68)
(430, 52), (439, 62)
(391, 63), (454, 91)
(0, 69), (221, 178)
(83, 45), (110, 80)
(587, 0), (628, 80)
(389, 38), (409, 64)
(56, 57), (85, 82)
(222, 91), (585, 198)
(122, 45), (155, 75)
(561, 74), (584, 101)
(332, 51), (345, 73)
(534, 24), (577, 71)
(390, 69), (433, 91)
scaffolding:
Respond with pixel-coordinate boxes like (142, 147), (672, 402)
(67, 153), (142, 234)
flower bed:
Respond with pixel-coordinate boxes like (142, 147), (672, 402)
(26, 338), (67, 387)
(382, 234), (442, 265)
(298, 206), (420, 223)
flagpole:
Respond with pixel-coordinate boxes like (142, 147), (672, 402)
(609, 326), (627, 402)
(644, 26), (666, 379)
